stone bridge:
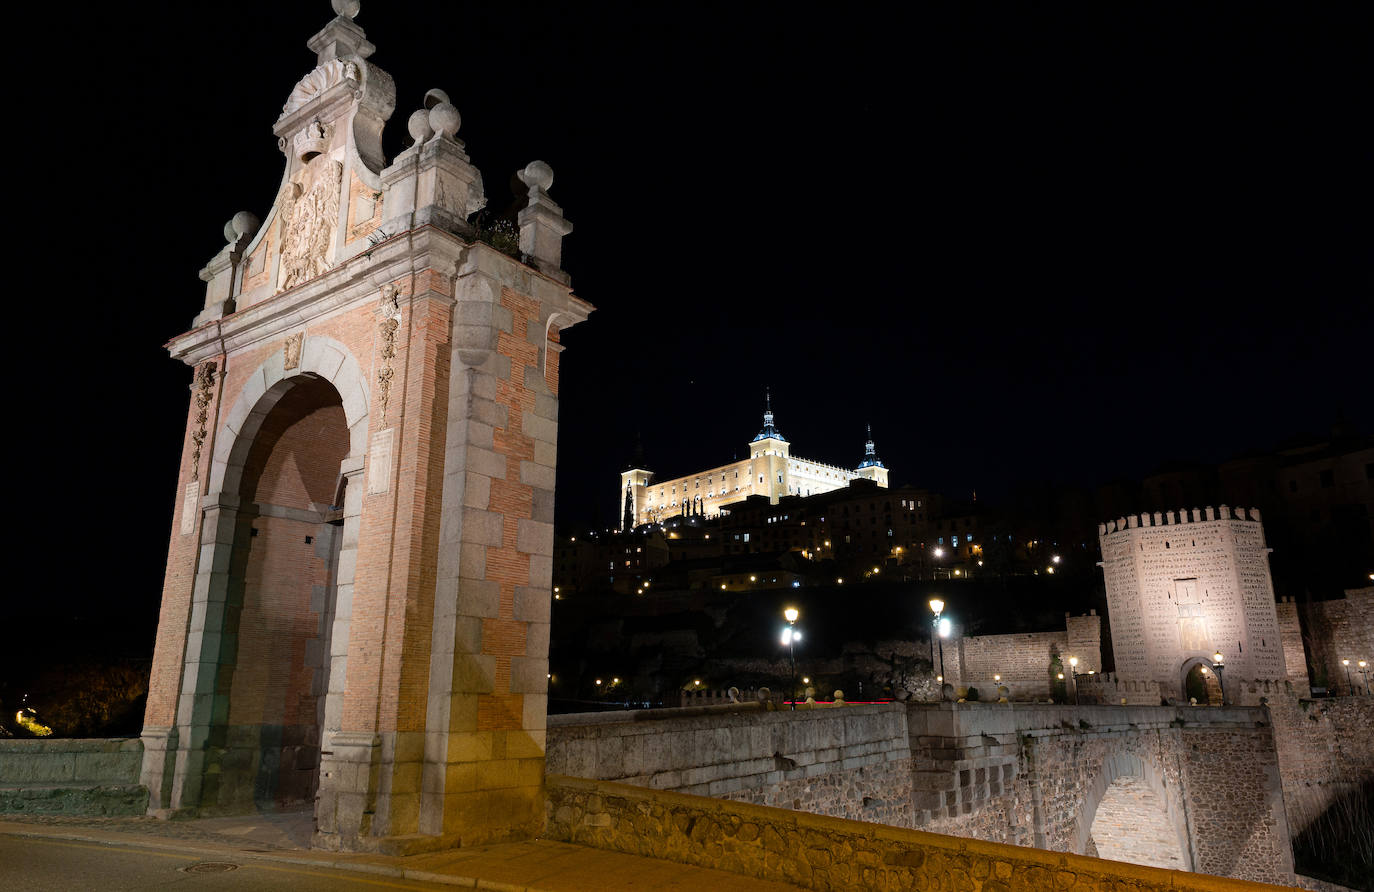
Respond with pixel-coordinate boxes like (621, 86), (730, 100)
(547, 701), (1294, 886)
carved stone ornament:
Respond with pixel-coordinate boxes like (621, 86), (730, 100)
(281, 58), (360, 118)
(189, 361), (218, 481)
(277, 158), (343, 293)
(375, 284), (402, 418)
(283, 332), (304, 370)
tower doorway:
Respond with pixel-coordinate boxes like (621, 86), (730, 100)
(1183, 661), (1223, 706)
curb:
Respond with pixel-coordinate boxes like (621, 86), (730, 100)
(0, 825), (552, 892)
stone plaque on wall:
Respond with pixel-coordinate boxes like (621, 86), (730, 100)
(180, 481), (199, 535)
(367, 428), (394, 495)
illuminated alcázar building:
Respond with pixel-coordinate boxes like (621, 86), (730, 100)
(619, 398), (889, 529)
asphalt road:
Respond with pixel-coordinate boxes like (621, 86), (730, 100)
(0, 836), (461, 891)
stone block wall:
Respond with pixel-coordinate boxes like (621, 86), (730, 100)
(1267, 694), (1374, 837)
(545, 774), (1297, 892)
(1275, 597), (1311, 692)
(0, 738), (147, 816)
(950, 613), (1102, 701)
(903, 703), (1293, 886)
(546, 703), (913, 827)
(1301, 588), (1373, 694)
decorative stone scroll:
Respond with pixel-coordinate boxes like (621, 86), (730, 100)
(188, 361), (217, 481)
(281, 58), (360, 119)
(277, 158), (343, 293)
(375, 284), (401, 417)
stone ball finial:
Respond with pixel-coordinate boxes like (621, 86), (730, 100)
(423, 88), (451, 110)
(332, 0), (361, 19)
(407, 109), (434, 143)
(518, 160), (554, 193)
(224, 211), (261, 243)
(428, 102), (461, 140)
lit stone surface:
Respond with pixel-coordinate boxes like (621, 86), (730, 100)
(139, 1), (590, 853)
(1090, 775), (1186, 869)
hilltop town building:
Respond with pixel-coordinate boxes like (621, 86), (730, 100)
(619, 399), (889, 529)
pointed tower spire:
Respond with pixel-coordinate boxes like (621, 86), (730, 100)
(753, 388), (787, 442)
(858, 424), (884, 469)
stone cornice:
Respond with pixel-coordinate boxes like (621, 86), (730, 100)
(167, 225), (592, 367)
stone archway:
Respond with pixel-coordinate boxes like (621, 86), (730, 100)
(1182, 660), (1223, 706)
(1076, 752), (1193, 872)
(155, 336), (371, 814)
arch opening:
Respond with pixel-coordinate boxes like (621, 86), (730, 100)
(212, 374), (350, 811)
(1088, 775), (1188, 870)
(1183, 661), (1223, 706)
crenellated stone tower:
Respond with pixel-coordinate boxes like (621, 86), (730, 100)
(141, 1), (591, 852)
(1097, 507), (1298, 705)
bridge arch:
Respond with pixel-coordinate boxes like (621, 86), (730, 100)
(1076, 751), (1193, 872)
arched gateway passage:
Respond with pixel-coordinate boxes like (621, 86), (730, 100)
(158, 333), (373, 816)
(212, 375), (350, 809)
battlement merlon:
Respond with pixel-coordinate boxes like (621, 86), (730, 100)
(1098, 505), (1265, 537)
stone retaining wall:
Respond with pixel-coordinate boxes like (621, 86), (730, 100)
(0, 738), (147, 815)
(547, 702), (913, 826)
(544, 774), (1297, 892)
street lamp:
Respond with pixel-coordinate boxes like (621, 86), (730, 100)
(1069, 656), (1080, 705)
(1343, 659), (1353, 695)
(1360, 661), (1369, 695)
(782, 607), (801, 709)
(930, 599), (947, 700)
(1211, 651), (1226, 705)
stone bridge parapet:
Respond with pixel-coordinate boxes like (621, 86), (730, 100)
(549, 701), (1295, 885)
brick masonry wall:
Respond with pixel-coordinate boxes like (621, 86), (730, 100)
(545, 775), (1298, 892)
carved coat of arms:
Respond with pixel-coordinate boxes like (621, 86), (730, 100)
(277, 157), (343, 292)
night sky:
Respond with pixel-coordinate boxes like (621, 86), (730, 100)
(10, 3), (1368, 656)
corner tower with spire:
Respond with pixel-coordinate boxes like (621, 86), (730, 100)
(854, 424), (890, 487)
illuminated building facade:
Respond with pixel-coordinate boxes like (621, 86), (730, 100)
(618, 399), (890, 529)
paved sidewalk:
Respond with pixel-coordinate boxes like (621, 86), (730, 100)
(0, 813), (805, 891)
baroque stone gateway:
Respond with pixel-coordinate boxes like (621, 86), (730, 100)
(141, 2), (590, 851)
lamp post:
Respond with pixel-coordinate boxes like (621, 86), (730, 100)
(782, 607), (801, 709)
(1359, 661), (1369, 695)
(930, 599), (948, 700)
(1069, 656), (1079, 706)
(1212, 651), (1226, 705)
(1342, 659), (1353, 695)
